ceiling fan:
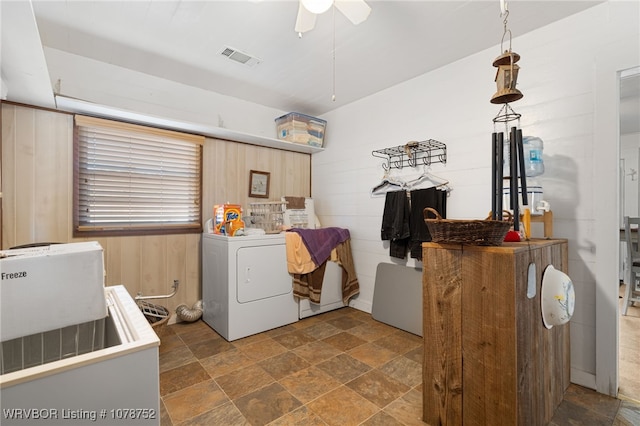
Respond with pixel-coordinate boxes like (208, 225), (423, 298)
(294, 0), (371, 35)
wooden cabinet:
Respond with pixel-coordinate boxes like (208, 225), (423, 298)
(422, 239), (570, 425)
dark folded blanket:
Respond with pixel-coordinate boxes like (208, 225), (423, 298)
(287, 227), (350, 267)
(292, 239), (360, 305)
(335, 238), (360, 304)
(293, 262), (327, 304)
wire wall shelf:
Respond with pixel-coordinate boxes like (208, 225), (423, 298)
(372, 140), (447, 171)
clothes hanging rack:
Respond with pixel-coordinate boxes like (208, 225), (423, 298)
(372, 140), (447, 171)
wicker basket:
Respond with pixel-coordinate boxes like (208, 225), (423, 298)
(423, 208), (513, 246)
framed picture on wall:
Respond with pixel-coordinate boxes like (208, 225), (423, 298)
(249, 170), (270, 198)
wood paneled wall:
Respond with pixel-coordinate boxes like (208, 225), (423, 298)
(1, 104), (311, 321)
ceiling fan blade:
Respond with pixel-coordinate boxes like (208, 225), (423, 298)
(295, 2), (317, 34)
(334, 0), (371, 25)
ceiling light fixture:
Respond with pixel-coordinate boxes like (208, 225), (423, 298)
(295, 0), (370, 35)
(301, 0), (332, 14)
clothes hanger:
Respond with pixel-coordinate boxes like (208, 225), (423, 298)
(370, 164), (407, 197)
(371, 179), (405, 196)
(407, 166), (449, 190)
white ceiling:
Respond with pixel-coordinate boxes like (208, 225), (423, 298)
(5, 0), (637, 134)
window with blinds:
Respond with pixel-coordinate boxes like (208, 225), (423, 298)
(74, 115), (203, 236)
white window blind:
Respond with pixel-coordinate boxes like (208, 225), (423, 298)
(74, 115), (203, 234)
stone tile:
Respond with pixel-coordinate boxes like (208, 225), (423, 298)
(158, 308), (637, 426)
(188, 337), (235, 360)
(360, 411), (404, 426)
(372, 331), (422, 355)
(326, 315), (364, 330)
(155, 323), (176, 338)
(176, 401), (249, 426)
(316, 353), (371, 383)
(322, 331), (367, 352)
(383, 388), (425, 426)
(264, 324), (298, 338)
(214, 363), (274, 400)
(272, 329), (317, 350)
(293, 340), (343, 364)
(169, 320), (211, 336)
(292, 315), (324, 330)
(237, 338), (288, 362)
(347, 342), (399, 368)
(160, 361), (211, 396)
(316, 308), (351, 321)
(346, 369), (410, 408)
(346, 308), (376, 323)
(403, 346), (423, 363)
(302, 322), (342, 340)
(379, 356), (422, 387)
(176, 324), (221, 345)
(279, 367), (342, 404)
(550, 400), (613, 426)
(563, 383), (621, 420)
(158, 332), (186, 355)
(159, 399), (172, 426)
(234, 382), (302, 426)
(346, 322), (396, 342)
(306, 385), (379, 426)
(200, 348), (254, 378)
(258, 351), (311, 380)
(267, 406), (328, 426)
(163, 379), (229, 424)
(159, 345), (196, 373)
(231, 332), (270, 348)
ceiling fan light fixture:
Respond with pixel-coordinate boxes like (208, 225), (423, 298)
(301, 0), (333, 14)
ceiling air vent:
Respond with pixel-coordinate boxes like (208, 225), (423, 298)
(219, 46), (262, 68)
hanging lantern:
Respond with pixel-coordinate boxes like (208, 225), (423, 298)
(491, 50), (523, 104)
(491, 1), (523, 105)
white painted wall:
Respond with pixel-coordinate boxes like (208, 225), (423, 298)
(313, 1), (639, 395)
(44, 48), (287, 138)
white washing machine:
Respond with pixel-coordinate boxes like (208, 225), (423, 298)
(202, 232), (299, 341)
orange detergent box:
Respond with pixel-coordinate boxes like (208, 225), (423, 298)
(213, 204), (245, 236)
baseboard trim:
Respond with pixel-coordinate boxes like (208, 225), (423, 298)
(571, 368), (597, 391)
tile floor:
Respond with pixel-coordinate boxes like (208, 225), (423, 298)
(157, 307), (640, 426)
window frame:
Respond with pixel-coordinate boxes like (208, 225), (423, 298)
(73, 115), (204, 237)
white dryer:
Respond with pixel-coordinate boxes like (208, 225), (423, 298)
(202, 233), (298, 341)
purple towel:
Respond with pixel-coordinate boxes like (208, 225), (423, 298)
(287, 227), (350, 266)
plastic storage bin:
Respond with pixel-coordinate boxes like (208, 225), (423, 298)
(275, 112), (326, 147)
